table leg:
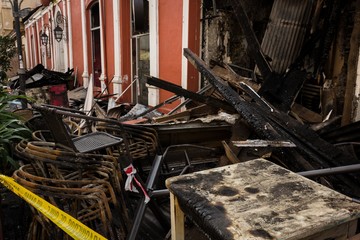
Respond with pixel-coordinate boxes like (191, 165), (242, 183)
(170, 192), (184, 240)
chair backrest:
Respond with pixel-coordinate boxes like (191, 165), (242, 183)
(35, 107), (77, 151)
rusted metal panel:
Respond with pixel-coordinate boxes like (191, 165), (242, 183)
(261, 0), (315, 73)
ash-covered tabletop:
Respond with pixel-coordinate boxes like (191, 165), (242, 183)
(166, 158), (360, 240)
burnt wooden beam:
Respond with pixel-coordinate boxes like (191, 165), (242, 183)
(133, 94), (181, 119)
(212, 64), (260, 91)
(184, 48), (282, 140)
(168, 84), (213, 115)
(261, 69), (307, 112)
(184, 48), (360, 197)
(232, 140), (296, 148)
(153, 105), (214, 123)
(146, 76), (235, 112)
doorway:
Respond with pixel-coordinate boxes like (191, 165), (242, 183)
(131, 34), (149, 105)
(131, 0), (149, 105)
(90, 2), (101, 87)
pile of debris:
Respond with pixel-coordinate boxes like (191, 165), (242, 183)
(7, 1), (360, 239)
(10, 64), (73, 107)
(108, 0), (360, 200)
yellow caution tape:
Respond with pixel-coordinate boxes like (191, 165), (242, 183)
(0, 174), (107, 240)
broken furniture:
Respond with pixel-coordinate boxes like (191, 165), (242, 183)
(149, 122), (232, 148)
(32, 104), (123, 153)
(125, 143), (219, 240)
(14, 139), (130, 239)
(166, 158), (360, 240)
(11, 64), (73, 107)
(13, 164), (121, 239)
(29, 104), (172, 240)
(184, 48), (360, 198)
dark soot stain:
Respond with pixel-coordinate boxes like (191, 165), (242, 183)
(215, 186), (239, 196)
(245, 187), (260, 194)
(249, 229), (274, 239)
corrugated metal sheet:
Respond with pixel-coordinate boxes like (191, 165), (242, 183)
(260, 0), (315, 74)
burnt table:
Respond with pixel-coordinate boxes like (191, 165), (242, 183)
(166, 158), (360, 240)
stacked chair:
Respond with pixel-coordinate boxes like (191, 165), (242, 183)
(14, 104), (132, 240)
(14, 140), (130, 240)
(15, 104), (217, 240)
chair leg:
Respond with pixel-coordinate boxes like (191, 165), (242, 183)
(148, 199), (171, 230)
(126, 154), (170, 239)
(126, 198), (147, 240)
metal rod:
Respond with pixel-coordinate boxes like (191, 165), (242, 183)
(13, 0), (27, 108)
(298, 164), (360, 178)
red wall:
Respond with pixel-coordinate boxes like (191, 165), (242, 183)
(24, 0), (202, 107)
(71, 0), (84, 86)
(104, 1), (114, 94)
(157, 0), (201, 112)
(187, 0), (201, 92)
(158, 0), (183, 111)
(118, 0), (131, 102)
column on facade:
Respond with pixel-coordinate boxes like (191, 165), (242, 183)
(148, 0), (160, 106)
(62, 0), (69, 71)
(112, 0), (122, 103)
(66, 0), (73, 69)
(24, 26), (31, 69)
(181, 0), (189, 91)
(31, 25), (38, 65)
(35, 21), (41, 66)
(80, 0), (89, 87)
(49, 9), (55, 70)
(99, 0), (107, 93)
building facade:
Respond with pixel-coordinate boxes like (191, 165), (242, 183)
(23, 0), (201, 112)
(23, 0), (360, 124)
(0, 0), (40, 36)
(0, 0), (40, 77)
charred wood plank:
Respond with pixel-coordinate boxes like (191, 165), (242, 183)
(134, 94), (181, 119)
(146, 76), (235, 112)
(222, 141), (241, 164)
(135, 83), (214, 119)
(184, 48), (360, 197)
(168, 84), (213, 115)
(232, 140), (296, 148)
(311, 115), (341, 133)
(153, 105), (215, 123)
(256, 64), (307, 112)
(238, 82), (275, 112)
(321, 120), (360, 144)
(291, 103), (322, 123)
(212, 65), (260, 91)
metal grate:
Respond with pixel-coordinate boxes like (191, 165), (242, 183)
(73, 132), (123, 153)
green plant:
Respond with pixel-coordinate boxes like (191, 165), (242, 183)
(0, 36), (16, 84)
(0, 89), (31, 174)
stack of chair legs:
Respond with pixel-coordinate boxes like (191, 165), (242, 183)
(96, 124), (161, 167)
(14, 140), (130, 240)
